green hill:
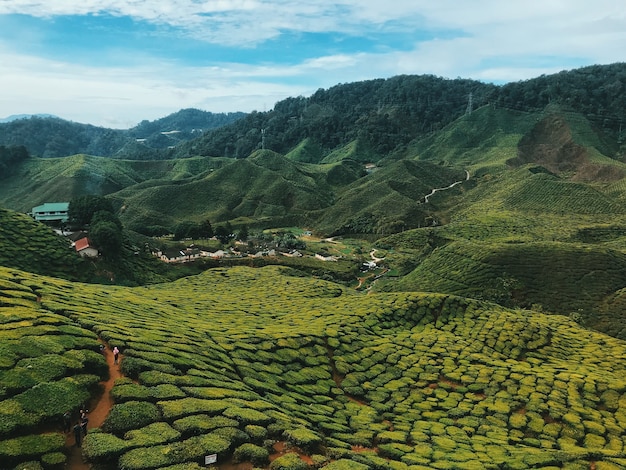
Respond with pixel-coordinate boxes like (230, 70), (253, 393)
(0, 110), (245, 159)
(4, 265), (626, 469)
(0, 209), (84, 279)
(314, 160), (468, 235)
(0, 154), (233, 214)
(111, 151), (347, 232)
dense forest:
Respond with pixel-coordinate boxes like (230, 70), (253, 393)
(175, 63), (626, 160)
(0, 109), (245, 158)
(0, 145), (29, 179)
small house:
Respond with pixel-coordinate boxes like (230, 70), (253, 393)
(73, 237), (98, 258)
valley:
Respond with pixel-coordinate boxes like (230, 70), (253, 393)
(1, 64), (626, 469)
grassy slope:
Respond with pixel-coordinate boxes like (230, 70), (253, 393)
(0, 145), (479, 237)
(313, 159), (468, 235)
(0, 208), (86, 280)
(403, 105), (538, 171)
(377, 108), (626, 339)
(3, 265), (626, 469)
(0, 154), (231, 213)
(112, 151), (341, 231)
(109, 150), (365, 232)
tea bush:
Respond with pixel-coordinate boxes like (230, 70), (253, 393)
(118, 432), (230, 470)
(5, 265), (626, 468)
(321, 458), (369, 469)
(102, 401), (161, 435)
(283, 427), (323, 452)
(124, 422), (181, 446)
(172, 414), (240, 437)
(269, 452), (309, 470)
(158, 398), (230, 420)
(82, 431), (133, 462)
(0, 433), (65, 468)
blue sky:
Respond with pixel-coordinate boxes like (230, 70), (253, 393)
(0, 1), (624, 128)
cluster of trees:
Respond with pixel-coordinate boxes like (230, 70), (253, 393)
(176, 75), (495, 159)
(167, 221), (303, 251)
(497, 63), (626, 137)
(0, 145), (28, 179)
(0, 109), (246, 159)
(0, 118), (129, 158)
(69, 195), (124, 258)
(178, 63), (626, 160)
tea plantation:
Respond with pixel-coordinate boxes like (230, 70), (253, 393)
(3, 264), (626, 469)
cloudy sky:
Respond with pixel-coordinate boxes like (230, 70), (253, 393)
(0, 1), (624, 128)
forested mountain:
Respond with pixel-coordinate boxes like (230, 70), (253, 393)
(0, 109), (245, 158)
(1, 64), (624, 162)
(175, 63), (626, 161)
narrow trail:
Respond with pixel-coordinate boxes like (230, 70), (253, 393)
(424, 170), (470, 203)
(65, 341), (123, 470)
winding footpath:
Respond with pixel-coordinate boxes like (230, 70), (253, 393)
(424, 170), (470, 203)
(65, 342), (123, 470)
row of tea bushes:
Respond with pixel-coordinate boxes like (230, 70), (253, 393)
(4, 265), (626, 468)
(0, 267), (108, 468)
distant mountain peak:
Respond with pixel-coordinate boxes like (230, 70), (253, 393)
(0, 113), (59, 123)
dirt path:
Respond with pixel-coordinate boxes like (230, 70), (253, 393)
(424, 170), (470, 203)
(65, 341), (123, 470)
(62, 344), (310, 470)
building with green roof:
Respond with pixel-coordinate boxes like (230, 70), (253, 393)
(30, 202), (70, 224)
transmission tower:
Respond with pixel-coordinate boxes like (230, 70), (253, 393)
(261, 128), (266, 150)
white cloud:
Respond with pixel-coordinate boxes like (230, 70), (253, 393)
(0, 1), (624, 126)
(0, 46), (311, 127)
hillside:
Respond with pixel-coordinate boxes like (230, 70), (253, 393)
(0, 109), (245, 159)
(176, 63), (626, 162)
(1, 64), (624, 165)
(0, 209), (84, 279)
(4, 265), (626, 469)
(0, 154), (234, 214)
(372, 109), (626, 339)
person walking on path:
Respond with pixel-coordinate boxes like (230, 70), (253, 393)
(80, 410), (89, 436)
(73, 423), (83, 447)
(113, 346), (120, 365)
(62, 411), (71, 433)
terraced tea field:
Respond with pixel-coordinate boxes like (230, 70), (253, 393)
(3, 265), (626, 469)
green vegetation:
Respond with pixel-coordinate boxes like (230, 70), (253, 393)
(0, 109), (245, 158)
(2, 63), (626, 469)
(0, 208), (85, 279)
(2, 265), (626, 468)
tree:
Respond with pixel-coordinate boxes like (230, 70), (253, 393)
(173, 221), (197, 241)
(236, 225), (249, 241)
(198, 219), (214, 239)
(214, 225), (233, 244)
(90, 221), (123, 259)
(91, 210), (123, 231)
(0, 145), (28, 179)
(69, 195), (115, 228)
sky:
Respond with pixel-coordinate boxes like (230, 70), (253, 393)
(0, 1), (624, 129)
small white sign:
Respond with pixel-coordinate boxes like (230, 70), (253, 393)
(205, 454), (217, 465)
